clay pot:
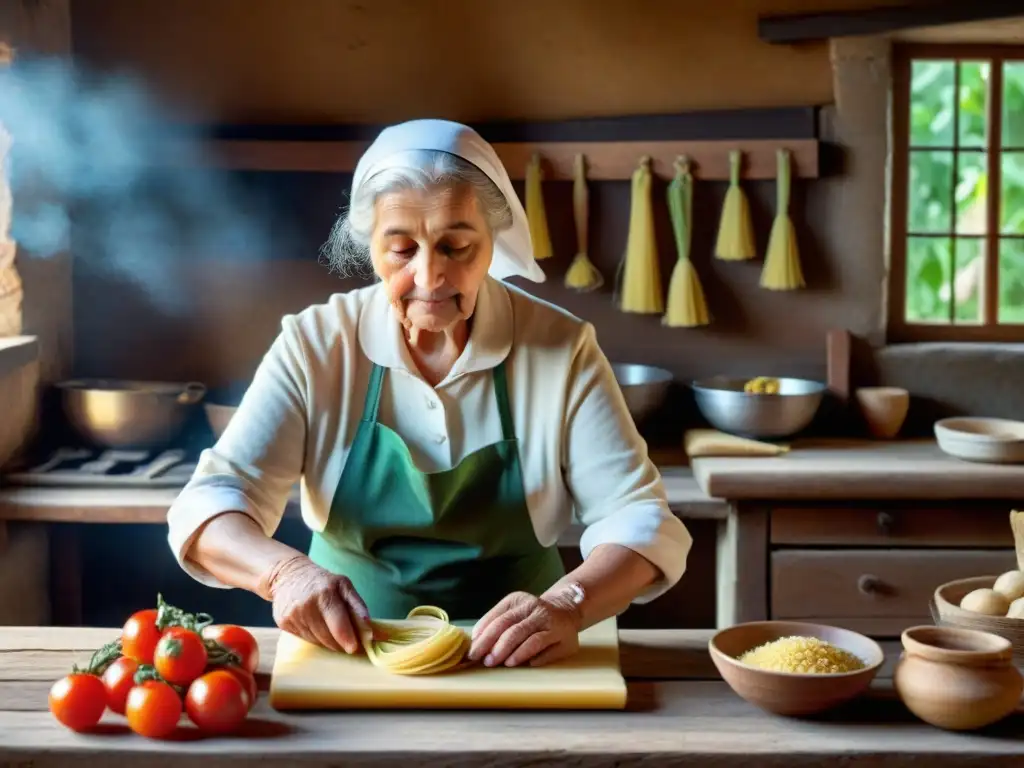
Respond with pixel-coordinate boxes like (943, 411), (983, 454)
(894, 625), (1023, 731)
(854, 387), (909, 439)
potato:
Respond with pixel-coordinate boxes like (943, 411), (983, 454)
(1007, 597), (1024, 620)
(959, 588), (1010, 616)
(993, 570), (1024, 601)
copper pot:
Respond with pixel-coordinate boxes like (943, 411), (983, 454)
(56, 379), (206, 448)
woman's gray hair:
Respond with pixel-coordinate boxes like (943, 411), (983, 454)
(320, 150), (514, 277)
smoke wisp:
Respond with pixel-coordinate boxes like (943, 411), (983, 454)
(0, 56), (291, 314)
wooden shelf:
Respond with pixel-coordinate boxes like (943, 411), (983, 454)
(758, 0), (1024, 44)
(192, 138), (820, 180)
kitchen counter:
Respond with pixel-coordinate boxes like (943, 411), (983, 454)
(0, 466), (730, 629)
(691, 439), (1024, 500)
(5, 440), (1017, 522)
(0, 334), (37, 377)
(1, 626), (1020, 767)
(0, 466), (727, 525)
(5, 440), (1021, 632)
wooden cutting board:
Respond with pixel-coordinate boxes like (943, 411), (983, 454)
(269, 616), (627, 711)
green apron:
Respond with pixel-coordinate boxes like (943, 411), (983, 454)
(308, 359), (566, 621)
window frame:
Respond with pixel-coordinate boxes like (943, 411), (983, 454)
(889, 43), (1024, 344)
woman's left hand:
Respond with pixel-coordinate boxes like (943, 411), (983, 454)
(467, 591), (582, 668)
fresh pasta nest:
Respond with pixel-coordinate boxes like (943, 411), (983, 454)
(362, 606), (471, 676)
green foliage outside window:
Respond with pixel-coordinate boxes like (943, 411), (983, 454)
(905, 59), (1024, 325)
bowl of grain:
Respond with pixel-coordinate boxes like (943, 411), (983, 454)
(709, 621), (885, 716)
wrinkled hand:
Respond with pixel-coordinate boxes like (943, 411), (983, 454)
(468, 591), (582, 668)
(262, 554), (382, 654)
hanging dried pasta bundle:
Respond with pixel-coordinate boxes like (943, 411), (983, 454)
(663, 156), (709, 328)
(615, 156), (663, 314)
(564, 154), (604, 292)
(525, 153), (553, 260)
(760, 149), (805, 290)
(714, 150), (756, 261)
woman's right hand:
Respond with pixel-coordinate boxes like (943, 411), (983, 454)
(262, 554), (375, 653)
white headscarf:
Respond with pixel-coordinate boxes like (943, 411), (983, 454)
(351, 119), (546, 284)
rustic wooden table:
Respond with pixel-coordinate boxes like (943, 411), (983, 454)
(2, 626), (1022, 767)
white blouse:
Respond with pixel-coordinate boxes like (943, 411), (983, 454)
(166, 276), (693, 604)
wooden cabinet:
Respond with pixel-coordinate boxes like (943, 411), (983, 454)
(771, 549), (1016, 636)
(771, 507), (1014, 548)
(762, 502), (1018, 639)
(0, 523), (50, 625)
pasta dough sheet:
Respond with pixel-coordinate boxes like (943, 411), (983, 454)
(269, 616), (627, 711)
(685, 428), (789, 458)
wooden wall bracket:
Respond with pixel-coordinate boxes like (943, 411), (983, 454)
(187, 137), (820, 181)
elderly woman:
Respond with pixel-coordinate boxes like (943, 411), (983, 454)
(167, 119), (692, 669)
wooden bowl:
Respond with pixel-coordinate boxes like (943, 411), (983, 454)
(932, 576), (1024, 665)
(709, 621), (885, 717)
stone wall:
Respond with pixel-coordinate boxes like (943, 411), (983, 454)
(0, 42), (19, 337)
(0, 0), (73, 626)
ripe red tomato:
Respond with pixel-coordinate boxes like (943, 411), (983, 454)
(202, 625), (260, 673)
(221, 665), (258, 711)
(121, 609), (161, 664)
(101, 656), (140, 715)
(185, 669), (249, 734)
(49, 673), (107, 732)
(154, 627), (208, 687)
(125, 680), (182, 739)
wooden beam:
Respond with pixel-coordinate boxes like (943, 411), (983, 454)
(759, 0), (1024, 44)
(189, 138), (820, 181)
(206, 108), (820, 143)
(714, 505), (768, 629)
(826, 328), (852, 404)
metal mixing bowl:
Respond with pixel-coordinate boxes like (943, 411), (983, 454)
(691, 376), (826, 439)
(56, 379), (206, 448)
(611, 363), (674, 422)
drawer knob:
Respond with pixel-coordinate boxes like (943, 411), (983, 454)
(876, 512), (894, 535)
(858, 574), (886, 595)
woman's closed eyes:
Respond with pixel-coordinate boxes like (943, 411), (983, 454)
(388, 240), (475, 260)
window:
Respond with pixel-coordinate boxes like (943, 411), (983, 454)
(890, 44), (1024, 342)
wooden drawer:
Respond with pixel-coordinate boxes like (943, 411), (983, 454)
(771, 507), (1014, 547)
(771, 549), (1017, 637)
